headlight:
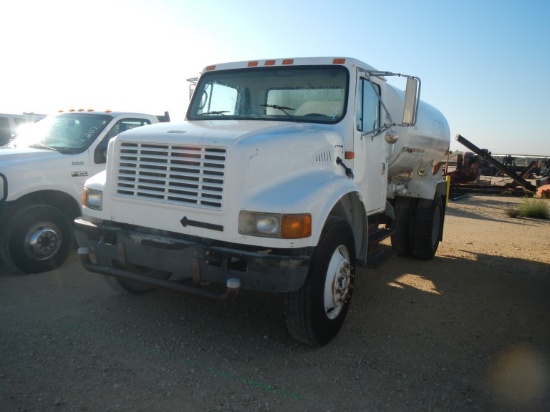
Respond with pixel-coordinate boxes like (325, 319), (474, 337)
(239, 211), (311, 239)
(82, 188), (103, 210)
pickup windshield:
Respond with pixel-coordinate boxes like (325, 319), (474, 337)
(187, 65), (348, 124)
(10, 113), (112, 153)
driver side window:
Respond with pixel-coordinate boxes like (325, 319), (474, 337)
(356, 78), (380, 133)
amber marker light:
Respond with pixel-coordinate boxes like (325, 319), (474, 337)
(345, 151), (355, 159)
(333, 58), (346, 64)
(282, 59), (294, 65)
(264, 60), (276, 66)
(205, 65), (216, 71)
(248, 61), (259, 67)
(281, 214), (312, 239)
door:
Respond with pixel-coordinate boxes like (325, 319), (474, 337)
(354, 72), (388, 213)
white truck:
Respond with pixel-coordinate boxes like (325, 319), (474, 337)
(0, 109), (169, 274)
(0, 112), (46, 146)
(75, 57), (450, 345)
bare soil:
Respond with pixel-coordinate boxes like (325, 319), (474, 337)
(1, 195), (549, 412)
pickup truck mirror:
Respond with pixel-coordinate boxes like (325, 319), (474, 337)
(402, 77), (419, 126)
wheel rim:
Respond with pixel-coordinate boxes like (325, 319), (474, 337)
(24, 221), (62, 260)
(323, 244), (352, 320)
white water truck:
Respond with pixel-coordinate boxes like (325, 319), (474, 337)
(75, 57), (450, 345)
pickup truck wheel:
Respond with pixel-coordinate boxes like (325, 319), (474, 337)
(390, 197), (416, 256)
(0, 204), (73, 274)
(411, 196), (444, 260)
(284, 217), (356, 346)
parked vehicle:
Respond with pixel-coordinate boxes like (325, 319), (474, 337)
(0, 109), (169, 273)
(75, 57), (450, 345)
(0, 112), (46, 146)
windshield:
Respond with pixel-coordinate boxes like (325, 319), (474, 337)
(10, 113), (112, 152)
(187, 65), (348, 124)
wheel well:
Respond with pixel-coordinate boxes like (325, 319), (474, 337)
(328, 192), (367, 262)
(9, 190), (81, 220)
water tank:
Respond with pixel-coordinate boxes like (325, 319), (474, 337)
(385, 84), (450, 176)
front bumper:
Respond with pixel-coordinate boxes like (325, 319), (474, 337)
(74, 218), (311, 296)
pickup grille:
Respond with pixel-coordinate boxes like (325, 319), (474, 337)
(115, 142), (226, 209)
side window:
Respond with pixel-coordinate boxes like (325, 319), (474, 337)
(0, 117), (10, 145)
(105, 118), (152, 139)
(96, 118), (152, 164)
(356, 79), (380, 133)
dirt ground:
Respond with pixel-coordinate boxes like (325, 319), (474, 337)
(1, 195), (549, 412)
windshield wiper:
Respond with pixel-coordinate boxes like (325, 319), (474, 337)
(199, 111), (229, 116)
(260, 104), (296, 121)
(28, 143), (57, 151)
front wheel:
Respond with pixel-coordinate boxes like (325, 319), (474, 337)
(0, 204), (73, 273)
(284, 217), (356, 346)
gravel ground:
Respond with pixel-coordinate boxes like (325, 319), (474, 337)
(1, 195), (549, 412)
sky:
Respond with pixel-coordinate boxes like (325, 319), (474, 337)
(2, 0), (549, 156)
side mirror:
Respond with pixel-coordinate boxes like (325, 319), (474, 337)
(402, 77), (419, 126)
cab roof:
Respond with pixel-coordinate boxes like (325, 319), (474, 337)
(202, 57), (377, 73)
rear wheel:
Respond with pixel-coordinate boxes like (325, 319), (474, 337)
(0, 204), (73, 273)
(390, 197), (416, 256)
(411, 196), (444, 260)
(284, 217), (356, 346)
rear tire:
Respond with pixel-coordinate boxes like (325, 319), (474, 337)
(0, 204), (73, 273)
(284, 217), (356, 346)
(390, 197), (416, 256)
(411, 196), (444, 260)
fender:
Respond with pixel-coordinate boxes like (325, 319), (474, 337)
(243, 168), (361, 246)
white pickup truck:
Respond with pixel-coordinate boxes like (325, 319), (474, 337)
(0, 109), (169, 274)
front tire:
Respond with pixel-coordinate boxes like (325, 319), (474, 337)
(0, 204), (73, 273)
(284, 217), (356, 346)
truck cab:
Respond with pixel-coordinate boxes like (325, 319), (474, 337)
(0, 109), (169, 274)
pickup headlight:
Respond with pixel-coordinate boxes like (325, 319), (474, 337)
(82, 188), (103, 210)
(238, 211), (311, 239)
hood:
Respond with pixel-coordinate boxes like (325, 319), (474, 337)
(118, 120), (329, 146)
(0, 146), (62, 163)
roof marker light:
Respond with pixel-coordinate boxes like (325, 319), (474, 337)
(333, 58), (346, 64)
(282, 59), (294, 65)
(205, 65), (216, 71)
(248, 61), (259, 67)
(265, 60), (276, 66)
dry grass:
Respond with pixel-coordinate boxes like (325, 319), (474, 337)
(506, 199), (550, 219)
